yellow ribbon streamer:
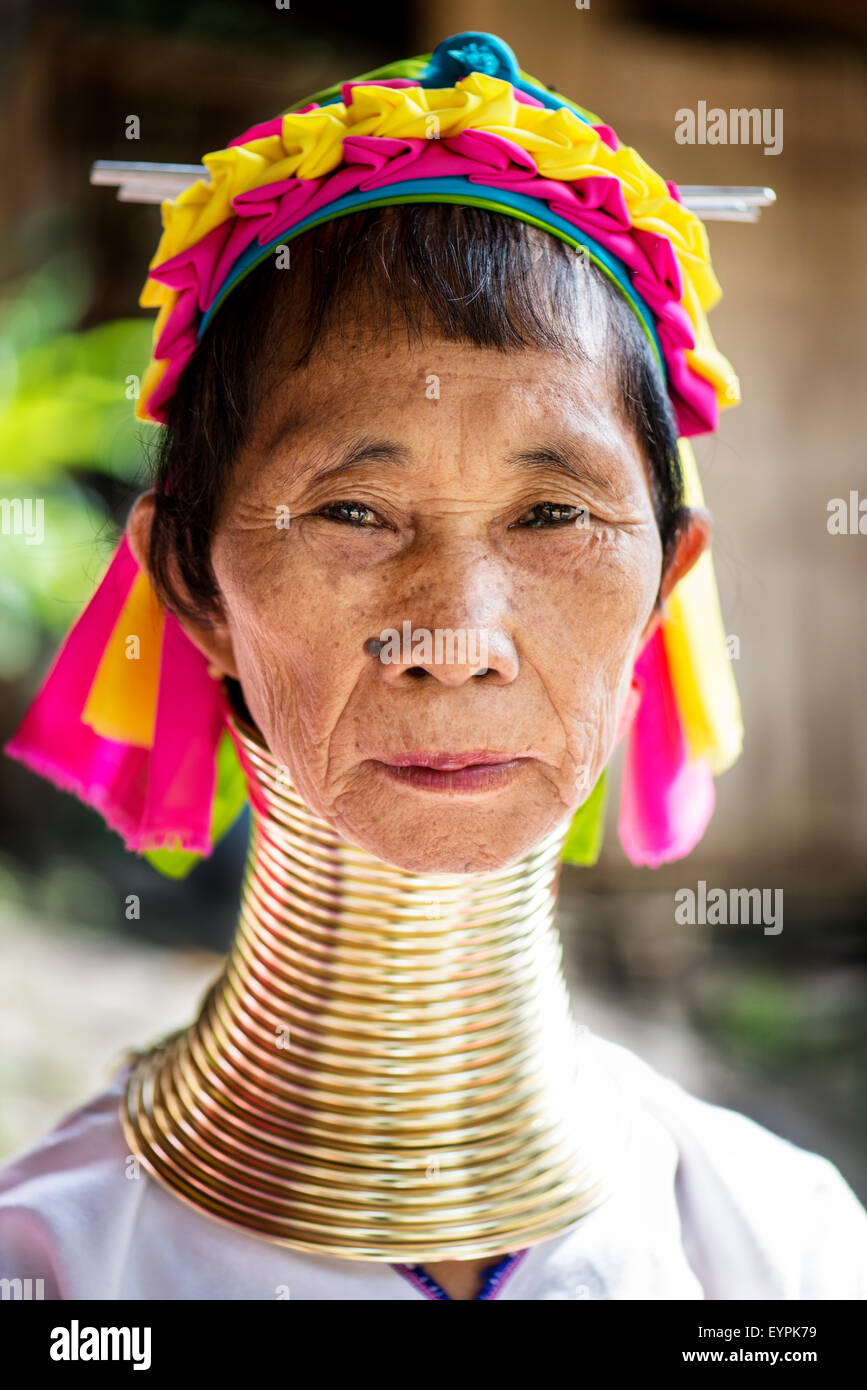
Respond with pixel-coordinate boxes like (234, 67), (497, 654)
(662, 439), (743, 774)
(82, 568), (165, 747)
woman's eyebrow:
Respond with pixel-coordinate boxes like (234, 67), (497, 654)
(268, 437), (413, 490)
(503, 443), (622, 497)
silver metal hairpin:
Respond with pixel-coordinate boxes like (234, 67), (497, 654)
(90, 161), (776, 222)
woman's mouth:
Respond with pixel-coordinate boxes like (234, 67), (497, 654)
(372, 752), (531, 793)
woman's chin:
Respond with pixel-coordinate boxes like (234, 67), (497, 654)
(331, 802), (557, 876)
(355, 839), (534, 876)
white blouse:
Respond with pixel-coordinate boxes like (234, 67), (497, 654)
(1, 1031), (865, 1301)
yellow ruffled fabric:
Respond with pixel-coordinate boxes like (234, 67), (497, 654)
(135, 72), (739, 425)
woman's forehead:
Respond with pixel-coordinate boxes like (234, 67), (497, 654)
(233, 347), (647, 509)
(252, 334), (620, 444)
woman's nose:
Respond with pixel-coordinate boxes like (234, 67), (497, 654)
(368, 621), (519, 686)
(366, 537), (521, 686)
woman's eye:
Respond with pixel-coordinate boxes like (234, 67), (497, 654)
(514, 502), (587, 528)
(317, 501), (379, 527)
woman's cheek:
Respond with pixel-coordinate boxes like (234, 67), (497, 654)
(523, 545), (654, 768)
(526, 540), (655, 666)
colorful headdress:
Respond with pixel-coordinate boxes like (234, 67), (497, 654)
(5, 31), (747, 876)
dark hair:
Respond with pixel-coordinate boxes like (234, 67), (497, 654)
(145, 203), (684, 626)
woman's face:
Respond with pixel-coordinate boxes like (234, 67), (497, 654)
(145, 325), (700, 873)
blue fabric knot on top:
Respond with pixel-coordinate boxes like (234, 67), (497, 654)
(430, 33), (520, 82)
(421, 32), (590, 119)
(445, 42), (501, 76)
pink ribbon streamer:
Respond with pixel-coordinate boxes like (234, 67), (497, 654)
(619, 627), (715, 866)
(5, 532), (228, 854)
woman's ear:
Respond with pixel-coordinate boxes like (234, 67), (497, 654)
(126, 490), (240, 680)
(638, 505), (712, 647)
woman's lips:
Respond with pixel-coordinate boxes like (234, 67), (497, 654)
(372, 752), (531, 793)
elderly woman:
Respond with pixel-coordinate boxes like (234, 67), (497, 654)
(1, 32), (865, 1302)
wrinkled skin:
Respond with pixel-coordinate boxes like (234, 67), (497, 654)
(129, 329), (708, 875)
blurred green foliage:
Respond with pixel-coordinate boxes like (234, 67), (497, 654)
(0, 253), (152, 676)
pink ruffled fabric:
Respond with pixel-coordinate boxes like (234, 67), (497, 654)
(145, 125), (716, 438)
